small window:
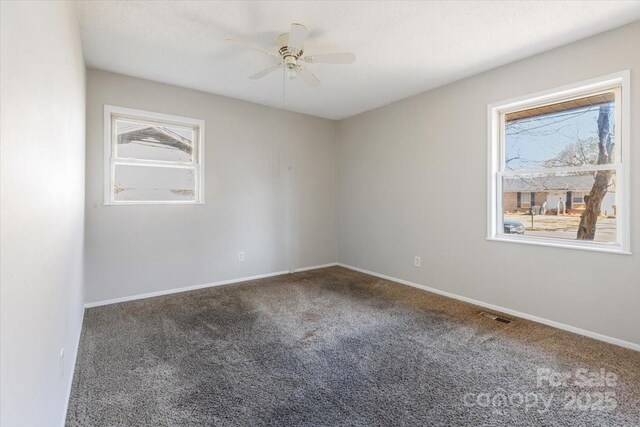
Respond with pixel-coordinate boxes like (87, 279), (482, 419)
(104, 106), (205, 205)
(572, 192), (586, 205)
(488, 72), (630, 254)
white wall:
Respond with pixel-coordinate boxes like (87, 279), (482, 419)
(85, 70), (337, 304)
(337, 22), (640, 346)
(0, 2), (86, 426)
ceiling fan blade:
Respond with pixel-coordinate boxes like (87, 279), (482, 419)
(287, 23), (309, 52)
(226, 38), (280, 58)
(249, 63), (283, 79)
(297, 67), (321, 87)
(304, 53), (355, 64)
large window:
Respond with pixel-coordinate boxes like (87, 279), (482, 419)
(104, 106), (205, 205)
(488, 72), (630, 253)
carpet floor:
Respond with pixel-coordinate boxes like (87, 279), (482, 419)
(66, 267), (640, 426)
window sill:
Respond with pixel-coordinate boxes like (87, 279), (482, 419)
(487, 235), (631, 255)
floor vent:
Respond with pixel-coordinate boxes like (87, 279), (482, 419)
(479, 311), (513, 324)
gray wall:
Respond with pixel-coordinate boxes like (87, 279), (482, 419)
(0, 2), (86, 425)
(337, 22), (640, 346)
(85, 70), (337, 303)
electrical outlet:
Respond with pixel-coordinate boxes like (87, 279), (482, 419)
(238, 251), (245, 262)
(60, 348), (65, 377)
(414, 256), (421, 267)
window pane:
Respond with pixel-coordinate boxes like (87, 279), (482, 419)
(114, 165), (196, 202)
(115, 119), (195, 162)
(504, 92), (615, 171)
(572, 192), (586, 204)
(502, 171), (616, 243)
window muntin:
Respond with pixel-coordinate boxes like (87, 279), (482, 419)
(105, 106), (205, 205)
(488, 72), (630, 253)
(520, 192), (531, 208)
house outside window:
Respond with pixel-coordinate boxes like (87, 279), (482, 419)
(487, 72), (630, 254)
(104, 105), (205, 205)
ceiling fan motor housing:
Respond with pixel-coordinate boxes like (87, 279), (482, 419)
(277, 33), (303, 78)
(277, 33), (303, 59)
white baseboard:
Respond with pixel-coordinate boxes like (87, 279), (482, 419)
(337, 263), (640, 352)
(84, 270), (290, 308)
(291, 262), (338, 273)
(84, 263), (339, 308)
(61, 307), (84, 427)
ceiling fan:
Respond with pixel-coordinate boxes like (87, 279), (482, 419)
(226, 23), (355, 87)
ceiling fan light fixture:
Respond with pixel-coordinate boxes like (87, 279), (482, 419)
(285, 57), (297, 79)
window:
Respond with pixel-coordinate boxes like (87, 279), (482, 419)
(104, 106), (205, 204)
(572, 192), (586, 205)
(488, 71), (630, 254)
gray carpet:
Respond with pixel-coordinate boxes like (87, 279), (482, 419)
(67, 267), (640, 426)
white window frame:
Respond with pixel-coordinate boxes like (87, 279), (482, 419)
(520, 192), (531, 208)
(487, 71), (630, 254)
(104, 105), (205, 205)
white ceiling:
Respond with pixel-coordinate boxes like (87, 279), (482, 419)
(77, 1), (640, 120)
